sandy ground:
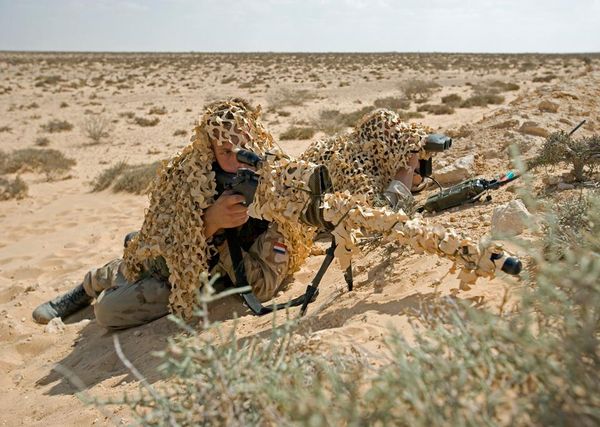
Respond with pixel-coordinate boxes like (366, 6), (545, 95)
(0, 52), (598, 425)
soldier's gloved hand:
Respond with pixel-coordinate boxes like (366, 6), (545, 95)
(204, 192), (249, 237)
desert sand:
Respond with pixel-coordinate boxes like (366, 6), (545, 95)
(0, 52), (598, 425)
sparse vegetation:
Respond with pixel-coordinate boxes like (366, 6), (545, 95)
(267, 88), (319, 110)
(460, 93), (505, 108)
(0, 176), (28, 201)
(0, 125), (11, 133)
(373, 96), (411, 110)
(92, 161), (161, 194)
(172, 129), (187, 137)
(83, 115), (111, 144)
(400, 79), (441, 103)
(149, 106), (168, 115)
(0, 148), (75, 178)
(280, 126), (316, 140)
(314, 106), (373, 135)
(529, 131), (600, 181)
(35, 137), (50, 147)
(416, 103), (455, 115)
(40, 119), (73, 133)
(133, 116), (160, 127)
(441, 93), (463, 107)
(533, 74), (557, 83)
(96, 190), (600, 426)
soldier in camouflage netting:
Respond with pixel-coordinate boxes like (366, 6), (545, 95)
(32, 100), (519, 329)
(300, 108), (434, 210)
(33, 98), (312, 328)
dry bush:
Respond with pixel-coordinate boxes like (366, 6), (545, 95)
(280, 126), (316, 140)
(314, 106), (372, 135)
(416, 104), (455, 115)
(441, 93), (463, 107)
(529, 131), (600, 181)
(133, 116), (160, 127)
(35, 137), (50, 147)
(267, 88), (319, 110)
(0, 176), (28, 201)
(83, 115), (111, 144)
(172, 129), (187, 137)
(0, 148), (75, 178)
(59, 102), (69, 108)
(533, 74), (557, 83)
(0, 125), (11, 133)
(92, 161), (161, 194)
(149, 106), (168, 115)
(460, 93), (505, 108)
(40, 119), (73, 133)
(400, 79), (441, 103)
(373, 96), (411, 110)
(119, 111), (135, 119)
(488, 80), (520, 91)
(397, 111), (424, 120)
(97, 191), (600, 426)
(34, 75), (63, 87)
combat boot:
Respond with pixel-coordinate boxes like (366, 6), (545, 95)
(32, 283), (92, 324)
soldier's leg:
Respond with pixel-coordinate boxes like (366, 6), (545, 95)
(94, 276), (170, 330)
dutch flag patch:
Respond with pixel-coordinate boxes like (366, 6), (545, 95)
(273, 242), (287, 263)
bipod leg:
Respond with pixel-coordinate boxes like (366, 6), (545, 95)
(300, 236), (337, 317)
(344, 264), (353, 291)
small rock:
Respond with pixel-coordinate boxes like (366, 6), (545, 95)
(542, 175), (561, 186)
(519, 121), (549, 138)
(134, 330), (142, 337)
(433, 154), (475, 185)
(44, 317), (66, 334)
(538, 100), (559, 113)
(557, 182), (575, 191)
(491, 119), (520, 130)
(491, 199), (533, 237)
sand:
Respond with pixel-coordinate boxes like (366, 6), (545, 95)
(0, 52), (598, 425)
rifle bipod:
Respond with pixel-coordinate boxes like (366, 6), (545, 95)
(226, 229), (352, 316)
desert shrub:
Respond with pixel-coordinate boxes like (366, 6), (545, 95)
(119, 111), (136, 119)
(148, 106), (167, 115)
(529, 131), (600, 181)
(40, 119), (73, 133)
(34, 75), (63, 87)
(373, 96), (411, 110)
(400, 79), (441, 103)
(441, 93), (463, 106)
(172, 129), (187, 137)
(0, 125), (11, 133)
(416, 104), (455, 115)
(533, 74), (557, 83)
(96, 192), (600, 425)
(35, 137), (50, 147)
(60, 102), (69, 108)
(396, 111), (424, 120)
(0, 148), (75, 176)
(133, 116), (160, 127)
(83, 115), (111, 144)
(314, 106), (372, 135)
(280, 126), (316, 140)
(489, 80), (520, 91)
(92, 161), (161, 194)
(267, 88), (319, 110)
(0, 176), (28, 201)
(460, 93), (505, 108)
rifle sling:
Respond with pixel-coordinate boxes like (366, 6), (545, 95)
(225, 228), (349, 316)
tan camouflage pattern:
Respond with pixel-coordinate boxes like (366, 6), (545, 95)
(300, 109), (433, 206)
(213, 222), (291, 302)
(122, 99), (311, 319)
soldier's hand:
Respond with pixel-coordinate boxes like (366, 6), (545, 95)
(204, 192), (249, 237)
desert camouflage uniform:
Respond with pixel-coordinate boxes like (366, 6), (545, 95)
(83, 222), (290, 329)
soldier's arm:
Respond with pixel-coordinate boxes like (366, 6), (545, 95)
(214, 222), (290, 301)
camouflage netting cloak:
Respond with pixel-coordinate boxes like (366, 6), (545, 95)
(122, 99), (313, 319)
(300, 108), (433, 205)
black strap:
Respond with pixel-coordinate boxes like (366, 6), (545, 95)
(225, 229), (315, 315)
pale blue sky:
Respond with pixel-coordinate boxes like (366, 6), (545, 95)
(1, 0), (598, 52)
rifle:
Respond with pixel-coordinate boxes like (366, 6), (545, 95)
(418, 171), (520, 213)
(215, 148), (522, 317)
(417, 120), (587, 214)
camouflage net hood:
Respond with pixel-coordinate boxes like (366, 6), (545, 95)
(122, 99), (312, 319)
(300, 108), (433, 204)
